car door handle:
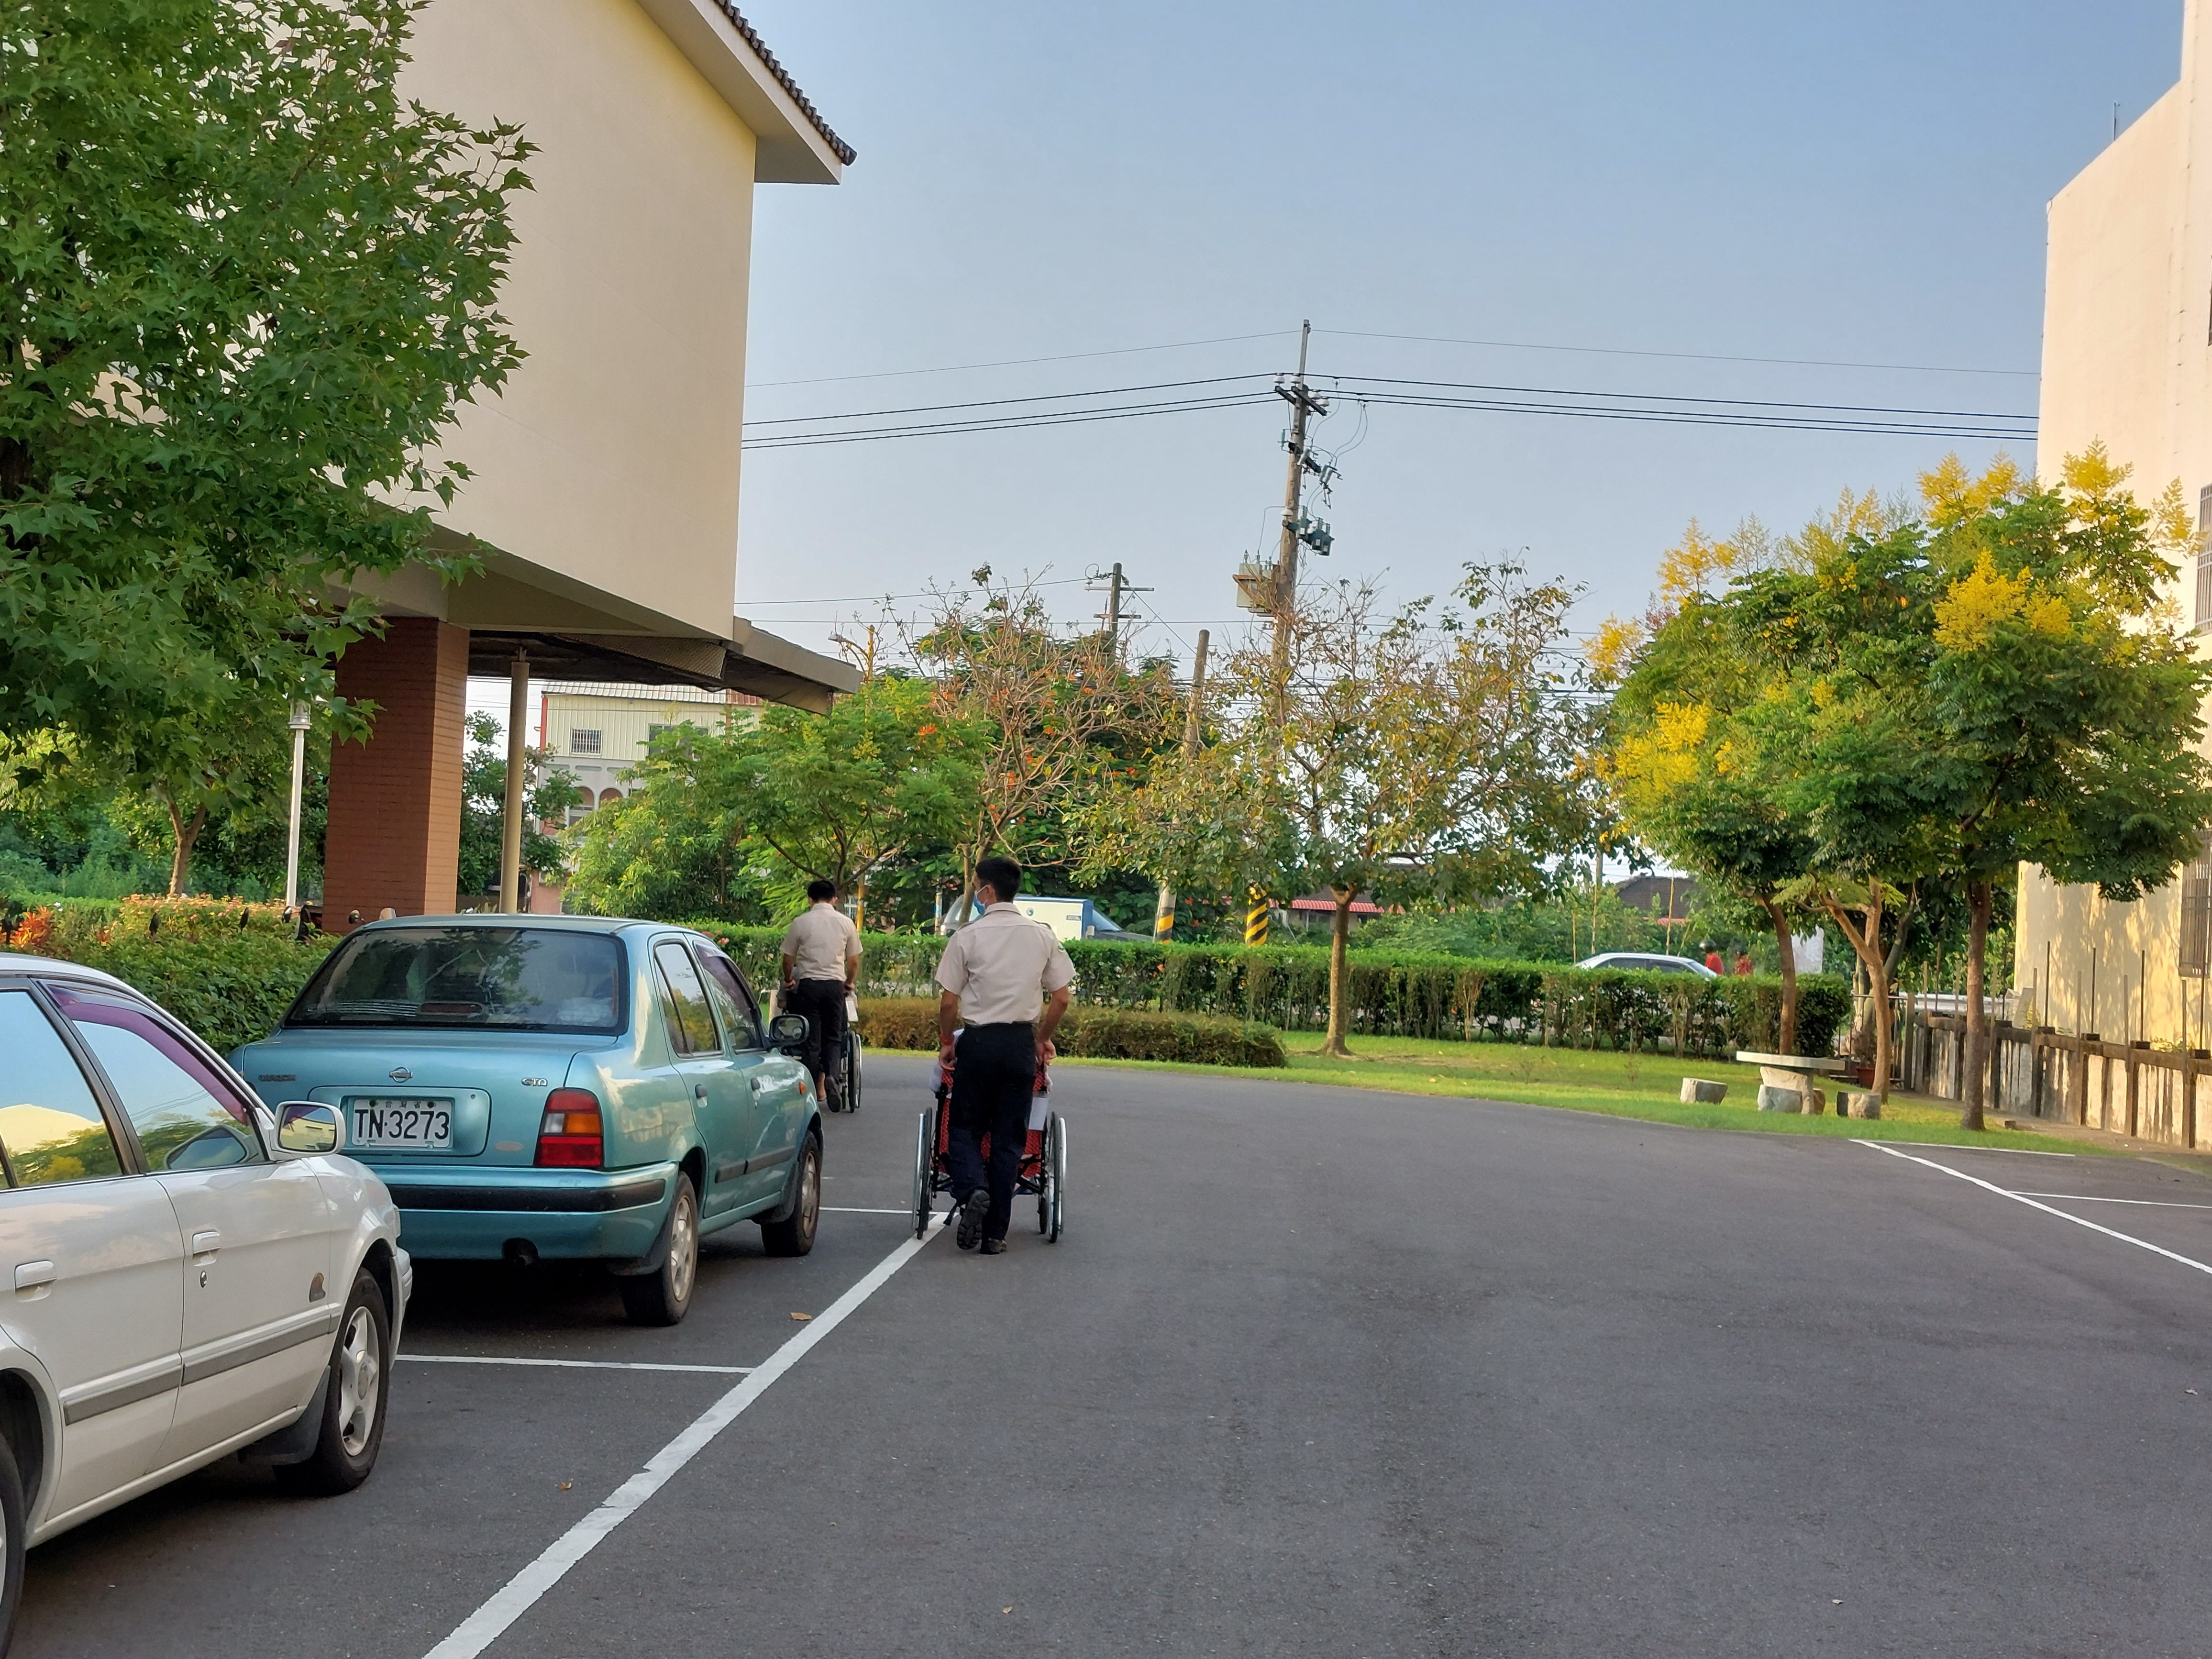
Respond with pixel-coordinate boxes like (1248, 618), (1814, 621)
(695, 1083), (708, 1100)
(190, 1230), (221, 1258)
(13, 1261), (53, 1293)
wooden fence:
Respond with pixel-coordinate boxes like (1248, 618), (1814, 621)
(1898, 1010), (2202, 1149)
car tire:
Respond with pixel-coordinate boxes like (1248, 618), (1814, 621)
(620, 1173), (699, 1327)
(760, 1134), (820, 1258)
(276, 1269), (389, 1497)
(0, 1422), (24, 1655)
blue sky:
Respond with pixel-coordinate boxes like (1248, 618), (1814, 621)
(707, 3), (2184, 674)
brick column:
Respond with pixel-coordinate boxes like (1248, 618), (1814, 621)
(322, 619), (468, 930)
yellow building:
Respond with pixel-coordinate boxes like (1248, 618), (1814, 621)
(2019, 0), (2212, 1048)
(323, 1), (858, 927)
(541, 684), (762, 822)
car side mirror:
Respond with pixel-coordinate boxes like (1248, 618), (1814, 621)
(274, 1101), (343, 1156)
(768, 1012), (809, 1052)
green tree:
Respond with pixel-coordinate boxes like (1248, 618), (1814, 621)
(719, 675), (982, 916)
(0, 0), (529, 832)
(455, 714), (575, 900)
(1081, 564), (1589, 1056)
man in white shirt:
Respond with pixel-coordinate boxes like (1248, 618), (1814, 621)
(780, 879), (861, 1110)
(936, 855), (1074, 1253)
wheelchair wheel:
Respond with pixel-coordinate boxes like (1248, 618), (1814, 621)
(1043, 1112), (1066, 1243)
(911, 1107), (934, 1239)
(842, 1031), (863, 1113)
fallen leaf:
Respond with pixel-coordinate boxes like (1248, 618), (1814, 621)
(559, 1482), (572, 1491)
(791, 1312), (812, 1322)
(1003, 1607), (1014, 1615)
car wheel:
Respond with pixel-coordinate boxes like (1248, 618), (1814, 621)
(760, 1134), (820, 1258)
(276, 1269), (389, 1496)
(0, 1424), (23, 1654)
(621, 1174), (699, 1327)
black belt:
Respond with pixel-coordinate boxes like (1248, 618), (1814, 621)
(966, 1020), (1035, 1032)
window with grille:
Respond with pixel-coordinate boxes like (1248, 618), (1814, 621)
(569, 729), (602, 755)
(2197, 487), (2212, 633)
(2183, 831), (2212, 979)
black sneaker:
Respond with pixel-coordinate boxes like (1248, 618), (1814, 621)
(981, 1238), (1006, 1255)
(955, 1190), (990, 1251)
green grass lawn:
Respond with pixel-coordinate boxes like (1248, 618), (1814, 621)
(1046, 1032), (2101, 1154)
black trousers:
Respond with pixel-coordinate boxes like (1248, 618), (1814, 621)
(947, 1022), (1033, 1242)
(788, 978), (848, 1105)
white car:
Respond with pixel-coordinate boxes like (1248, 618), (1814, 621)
(0, 954), (408, 1642)
(1573, 951), (1721, 979)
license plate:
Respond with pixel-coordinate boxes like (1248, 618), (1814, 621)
(348, 1098), (453, 1150)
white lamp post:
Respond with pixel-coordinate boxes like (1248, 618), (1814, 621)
(283, 701), (312, 913)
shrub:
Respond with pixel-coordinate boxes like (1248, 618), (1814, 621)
(3, 898), (335, 1052)
(855, 997), (1286, 1069)
(685, 922), (1848, 1058)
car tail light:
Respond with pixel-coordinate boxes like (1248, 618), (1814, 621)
(535, 1088), (603, 1167)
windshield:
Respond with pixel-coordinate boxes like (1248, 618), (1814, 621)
(286, 928), (627, 1033)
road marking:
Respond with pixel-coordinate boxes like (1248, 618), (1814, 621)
(422, 1222), (944, 1659)
(398, 1355), (753, 1375)
(1856, 1141), (2212, 1279)
(2012, 1192), (2212, 1211)
(1859, 1140), (2074, 1157)
(822, 1206), (913, 1215)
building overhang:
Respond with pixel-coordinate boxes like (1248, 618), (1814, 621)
(633, 0), (853, 184)
(351, 537), (860, 713)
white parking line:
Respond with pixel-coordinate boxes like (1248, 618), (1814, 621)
(421, 1221), (945, 1659)
(822, 1206), (913, 1215)
(1856, 1141), (2212, 1279)
(398, 1355), (754, 1375)
(1861, 1140), (2075, 1157)
(2012, 1192), (2212, 1211)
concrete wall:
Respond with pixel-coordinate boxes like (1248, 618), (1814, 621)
(398, 0), (760, 638)
(2019, 1), (2212, 1046)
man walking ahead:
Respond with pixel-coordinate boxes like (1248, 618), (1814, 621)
(781, 879), (861, 1110)
(936, 855), (1073, 1254)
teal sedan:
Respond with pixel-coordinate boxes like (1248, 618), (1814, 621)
(230, 916), (821, 1325)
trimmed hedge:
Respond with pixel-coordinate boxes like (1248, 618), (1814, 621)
(856, 997), (1286, 1068)
(682, 923), (1848, 1059)
(3, 896), (336, 1053)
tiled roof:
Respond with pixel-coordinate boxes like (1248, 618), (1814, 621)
(717, 4), (855, 166)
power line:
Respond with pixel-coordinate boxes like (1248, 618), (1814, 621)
(1316, 327), (2039, 379)
(744, 330), (1294, 390)
(1321, 374), (2034, 423)
(742, 390), (1278, 450)
(742, 374), (1268, 428)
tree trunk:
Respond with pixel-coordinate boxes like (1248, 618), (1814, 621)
(163, 796), (207, 898)
(1824, 889), (1895, 1098)
(1959, 878), (1993, 1132)
(1322, 888), (1355, 1059)
(1760, 895), (1799, 1055)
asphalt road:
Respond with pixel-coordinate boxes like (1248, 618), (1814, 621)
(17, 1056), (2212, 1657)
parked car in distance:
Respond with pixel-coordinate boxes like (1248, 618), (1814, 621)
(0, 954), (408, 1648)
(1573, 951), (1720, 979)
(231, 917), (824, 1327)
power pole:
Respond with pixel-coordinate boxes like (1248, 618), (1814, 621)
(1268, 320), (1330, 728)
(1089, 562), (1152, 655)
(1152, 628), (1209, 941)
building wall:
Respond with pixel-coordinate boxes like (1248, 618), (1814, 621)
(541, 685), (761, 819)
(398, 0), (758, 637)
(2018, 3), (2212, 1047)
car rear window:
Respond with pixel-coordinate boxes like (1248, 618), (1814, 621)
(287, 928), (626, 1033)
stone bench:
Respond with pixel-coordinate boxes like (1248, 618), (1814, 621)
(1735, 1051), (1847, 1116)
(1679, 1078), (1728, 1104)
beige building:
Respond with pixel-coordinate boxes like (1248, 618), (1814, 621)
(2019, 0), (2212, 1048)
(323, 1), (859, 927)
(541, 683), (761, 821)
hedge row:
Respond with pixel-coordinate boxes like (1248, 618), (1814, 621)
(682, 924), (1849, 1059)
(3, 896), (336, 1053)
(856, 997), (1285, 1068)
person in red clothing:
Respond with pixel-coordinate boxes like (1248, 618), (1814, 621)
(1703, 943), (1724, 974)
(1733, 949), (1753, 976)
